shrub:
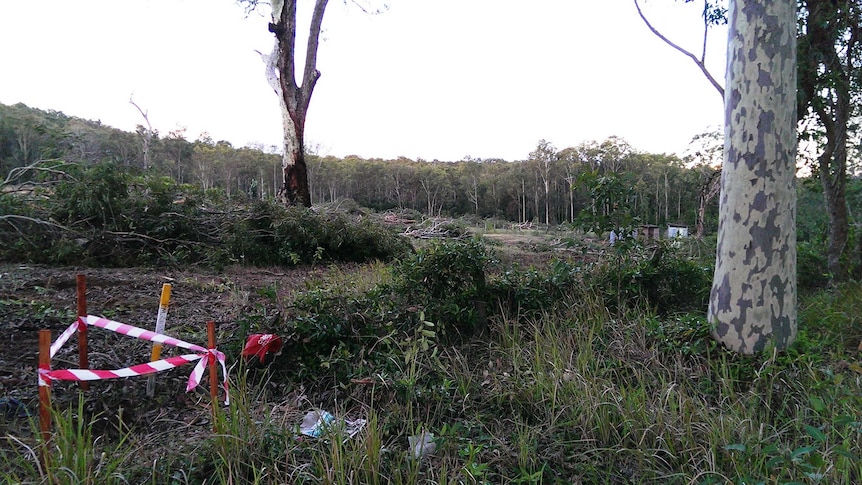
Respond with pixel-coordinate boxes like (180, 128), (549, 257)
(268, 239), (498, 381)
(489, 259), (585, 316)
(385, 238), (495, 339)
(233, 203), (413, 267)
(52, 162), (129, 228)
(593, 240), (712, 314)
(798, 240), (830, 290)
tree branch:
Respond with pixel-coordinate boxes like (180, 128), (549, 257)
(3, 159), (77, 186)
(300, 0), (329, 112)
(0, 214), (77, 232)
(633, 0), (725, 98)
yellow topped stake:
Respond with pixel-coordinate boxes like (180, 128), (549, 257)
(146, 283), (172, 397)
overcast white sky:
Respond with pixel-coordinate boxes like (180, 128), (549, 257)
(0, 0), (727, 162)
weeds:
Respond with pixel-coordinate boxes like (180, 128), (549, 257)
(2, 242), (860, 483)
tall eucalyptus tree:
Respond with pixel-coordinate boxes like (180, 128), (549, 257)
(710, 0), (798, 353)
(636, 0), (798, 353)
(243, 0), (329, 207)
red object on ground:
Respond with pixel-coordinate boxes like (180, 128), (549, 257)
(242, 334), (283, 364)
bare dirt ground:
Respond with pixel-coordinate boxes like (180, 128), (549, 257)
(0, 263), (331, 447)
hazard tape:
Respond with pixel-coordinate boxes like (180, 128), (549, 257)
(40, 315), (229, 404)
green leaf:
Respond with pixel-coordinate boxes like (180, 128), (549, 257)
(804, 424), (826, 443)
(762, 444), (780, 454)
(834, 415), (859, 426)
(790, 445), (818, 460)
(809, 396), (827, 413)
(834, 447), (858, 460)
(723, 443), (746, 452)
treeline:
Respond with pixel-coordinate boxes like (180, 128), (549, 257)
(0, 102), (281, 199)
(2, 101), (859, 249)
(309, 138), (715, 231)
(0, 102), (723, 230)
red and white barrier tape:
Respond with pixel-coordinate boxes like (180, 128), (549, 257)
(40, 315), (229, 404)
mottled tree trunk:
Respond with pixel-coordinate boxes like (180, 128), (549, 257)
(709, 0), (797, 354)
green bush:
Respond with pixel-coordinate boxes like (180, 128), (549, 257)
(269, 239), (497, 381)
(798, 239), (830, 290)
(593, 240), (712, 314)
(233, 202), (413, 267)
(52, 162), (129, 228)
(489, 259), (585, 316)
(385, 238), (494, 339)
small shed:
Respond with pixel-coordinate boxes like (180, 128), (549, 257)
(638, 224), (660, 241)
(667, 224), (689, 238)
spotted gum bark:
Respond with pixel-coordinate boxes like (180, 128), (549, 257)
(709, 0), (797, 354)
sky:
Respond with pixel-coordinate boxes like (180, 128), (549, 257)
(0, 0), (728, 162)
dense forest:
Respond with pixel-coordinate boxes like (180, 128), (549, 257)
(1, 100), (860, 253)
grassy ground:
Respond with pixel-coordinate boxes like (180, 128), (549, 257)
(2, 233), (861, 484)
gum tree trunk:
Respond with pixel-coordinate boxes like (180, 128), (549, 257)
(797, 0), (856, 282)
(709, 0), (797, 354)
(262, 0), (329, 207)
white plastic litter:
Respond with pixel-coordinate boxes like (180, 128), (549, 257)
(300, 410), (335, 438)
(299, 409), (367, 442)
(408, 431), (436, 459)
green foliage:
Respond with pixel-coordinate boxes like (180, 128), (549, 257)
(1, 164), (412, 268)
(646, 313), (717, 357)
(0, 396), (135, 484)
(386, 238), (494, 339)
(799, 281), (862, 352)
(277, 284), (376, 380)
(592, 240), (713, 314)
(231, 201), (413, 267)
(490, 259), (585, 316)
(53, 162), (129, 228)
(190, 370), (293, 484)
(270, 239), (495, 382)
(575, 169), (639, 236)
(798, 239), (831, 290)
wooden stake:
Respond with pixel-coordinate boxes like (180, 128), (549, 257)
(147, 283), (172, 397)
(75, 274), (89, 391)
(207, 320), (218, 431)
(38, 329), (52, 448)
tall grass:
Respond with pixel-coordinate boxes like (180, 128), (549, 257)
(1, 395), (137, 484)
(3, 249), (860, 484)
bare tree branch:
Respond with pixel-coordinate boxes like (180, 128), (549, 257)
(129, 95), (154, 170)
(0, 214), (76, 232)
(633, 0), (725, 98)
(2, 159), (78, 188)
(347, 0), (389, 15)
